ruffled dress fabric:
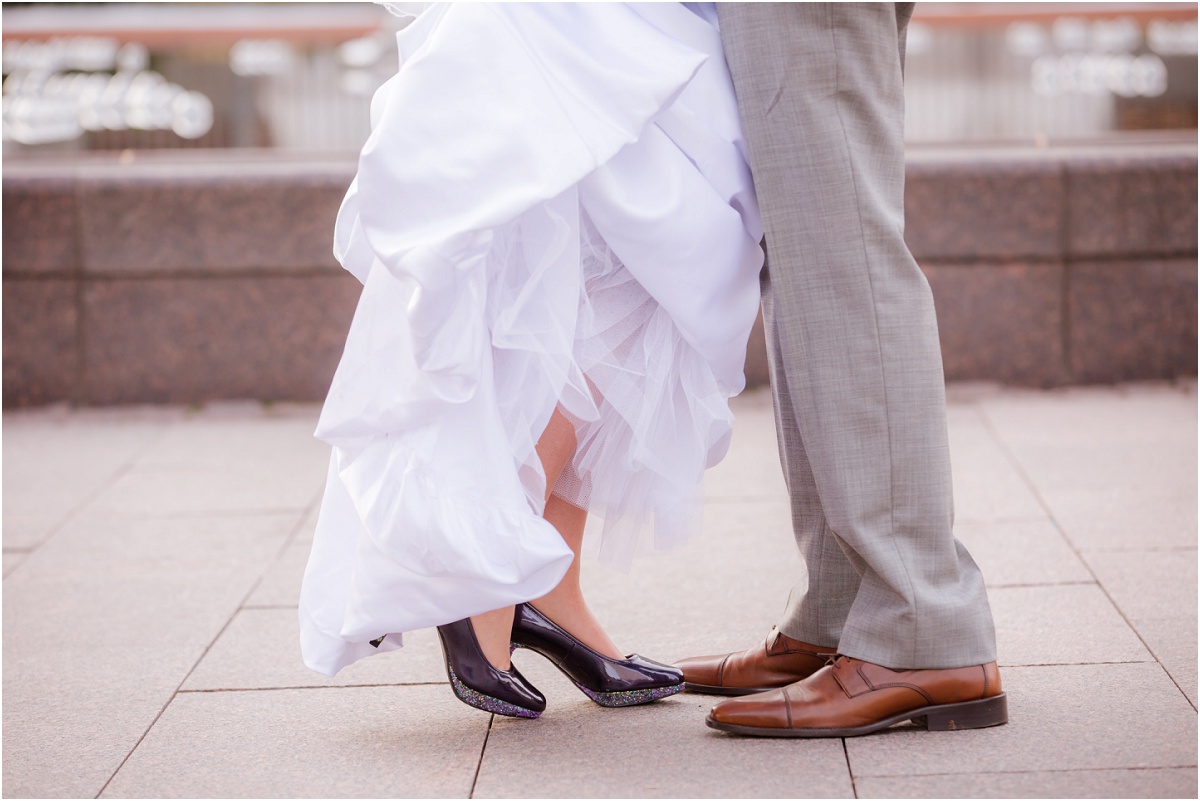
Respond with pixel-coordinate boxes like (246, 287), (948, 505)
(299, 2), (764, 677)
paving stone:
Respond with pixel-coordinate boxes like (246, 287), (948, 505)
(704, 387), (788, 501)
(1019, 441), (1195, 503)
(11, 511), (295, 582)
(979, 386), (1197, 552)
(1039, 486), (1197, 552)
(2, 412), (169, 548)
(3, 513), (298, 798)
(954, 520), (1091, 588)
(990, 584), (1151, 667)
(182, 608), (446, 691)
(477, 681), (852, 799)
(580, 498), (803, 662)
(293, 502), (320, 545)
(857, 767), (1198, 798)
(845, 663), (1197, 777)
(133, 410), (326, 470)
(5, 381), (1196, 799)
(101, 685), (487, 798)
(945, 404), (1048, 524)
(245, 539), (311, 608)
(92, 461), (323, 518)
(1084, 550), (1198, 621)
(243, 503), (330, 606)
(979, 386), (1197, 493)
(1132, 617), (1198, 706)
(2, 550), (29, 578)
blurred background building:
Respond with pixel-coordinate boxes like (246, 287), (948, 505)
(2, 2), (1196, 407)
(3, 2), (1197, 154)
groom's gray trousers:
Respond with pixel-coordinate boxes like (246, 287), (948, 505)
(716, 3), (997, 669)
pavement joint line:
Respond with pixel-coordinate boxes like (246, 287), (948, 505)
(1079, 545), (1199, 553)
(177, 682), (448, 693)
(93, 488), (322, 799)
(954, 515), (1057, 524)
(987, 580), (1097, 588)
(226, 483), (323, 613)
(841, 738), (859, 799)
(1000, 659), (1156, 667)
(107, 507), (313, 520)
(856, 765), (1199, 779)
(703, 495), (790, 503)
(469, 713), (495, 799)
(975, 403), (1199, 713)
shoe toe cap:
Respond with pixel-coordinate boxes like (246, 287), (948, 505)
(708, 689), (791, 729)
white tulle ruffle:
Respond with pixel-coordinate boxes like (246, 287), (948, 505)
(299, 2), (764, 677)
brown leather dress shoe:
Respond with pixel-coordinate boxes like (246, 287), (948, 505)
(706, 655), (1007, 737)
(675, 628), (837, 696)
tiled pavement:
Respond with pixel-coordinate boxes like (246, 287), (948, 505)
(3, 384), (1196, 798)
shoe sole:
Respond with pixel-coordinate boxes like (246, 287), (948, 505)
(446, 665), (541, 719)
(684, 681), (780, 696)
(706, 693), (1008, 738)
(576, 681), (685, 707)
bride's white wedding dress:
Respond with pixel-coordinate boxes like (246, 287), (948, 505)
(299, 2), (764, 677)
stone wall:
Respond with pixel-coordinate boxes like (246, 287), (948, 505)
(3, 139), (1196, 407)
(907, 139), (1196, 387)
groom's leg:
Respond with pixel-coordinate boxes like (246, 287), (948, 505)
(761, 261), (859, 649)
(719, 2), (996, 668)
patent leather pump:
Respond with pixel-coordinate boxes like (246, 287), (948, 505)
(436, 618), (546, 719)
(510, 603), (684, 707)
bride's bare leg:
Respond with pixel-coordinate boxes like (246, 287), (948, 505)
(532, 494), (624, 659)
(531, 409), (623, 659)
(469, 409), (581, 671)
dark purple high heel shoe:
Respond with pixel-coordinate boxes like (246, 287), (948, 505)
(436, 618), (546, 719)
(510, 603), (684, 707)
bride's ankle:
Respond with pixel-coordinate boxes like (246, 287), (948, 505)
(469, 608), (514, 670)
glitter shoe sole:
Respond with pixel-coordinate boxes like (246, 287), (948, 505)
(574, 681), (685, 708)
(448, 666), (541, 719)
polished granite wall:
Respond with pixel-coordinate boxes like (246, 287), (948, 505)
(4, 140), (1196, 406)
(908, 141), (1197, 388)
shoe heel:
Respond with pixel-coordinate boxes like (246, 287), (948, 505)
(923, 693), (1008, 731)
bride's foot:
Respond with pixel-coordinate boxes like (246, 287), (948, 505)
(437, 617), (545, 718)
(528, 594), (623, 660)
(511, 603), (684, 707)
